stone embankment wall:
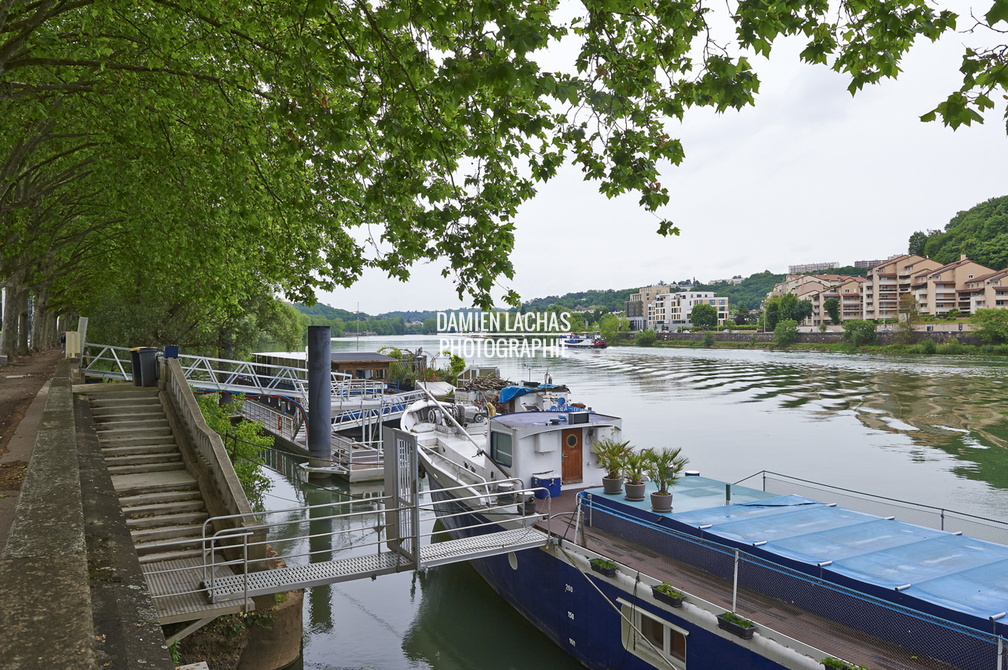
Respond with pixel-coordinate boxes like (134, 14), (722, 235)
(653, 331), (983, 346)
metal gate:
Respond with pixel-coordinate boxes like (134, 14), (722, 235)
(383, 426), (419, 565)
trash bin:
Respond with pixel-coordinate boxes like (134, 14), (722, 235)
(130, 347), (159, 387)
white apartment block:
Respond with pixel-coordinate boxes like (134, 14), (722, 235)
(647, 291), (729, 330)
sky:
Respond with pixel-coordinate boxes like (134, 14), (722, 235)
(316, 6), (1008, 315)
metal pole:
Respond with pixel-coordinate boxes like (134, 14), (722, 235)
(307, 326), (332, 467)
(732, 549), (740, 612)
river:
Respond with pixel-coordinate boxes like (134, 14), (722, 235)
(271, 336), (1008, 669)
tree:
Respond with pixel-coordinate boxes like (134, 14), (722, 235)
(774, 319), (799, 346)
(897, 294), (920, 344)
(689, 303), (718, 330)
(3, 0), (998, 353)
(970, 308), (1008, 344)
(598, 314), (629, 343)
(793, 300), (814, 324)
(908, 231), (929, 256)
(734, 305), (751, 326)
(843, 320), (878, 347)
(823, 298), (841, 325)
(763, 298), (781, 331)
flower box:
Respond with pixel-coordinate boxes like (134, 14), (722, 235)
(651, 585), (683, 607)
(589, 558), (617, 577)
(717, 612), (755, 639)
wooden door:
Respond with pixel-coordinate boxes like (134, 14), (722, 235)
(561, 428), (583, 483)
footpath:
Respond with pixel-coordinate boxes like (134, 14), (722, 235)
(0, 352), (172, 669)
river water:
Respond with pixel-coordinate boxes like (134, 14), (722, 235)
(272, 336), (1008, 670)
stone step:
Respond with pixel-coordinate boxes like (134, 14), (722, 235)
(97, 433), (176, 449)
(102, 442), (178, 457)
(89, 391), (161, 404)
(96, 426), (174, 442)
(137, 547), (204, 564)
(124, 499), (206, 518)
(103, 452), (182, 467)
(127, 511), (209, 530)
(107, 461), (186, 476)
(132, 524), (205, 545)
(119, 489), (203, 508)
(112, 471), (198, 497)
(96, 418), (171, 431)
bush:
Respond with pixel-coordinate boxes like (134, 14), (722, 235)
(196, 392), (272, 510)
(939, 337), (963, 355)
(635, 329), (658, 347)
(843, 320), (876, 347)
(774, 319), (798, 346)
(702, 332), (715, 348)
(921, 339), (936, 354)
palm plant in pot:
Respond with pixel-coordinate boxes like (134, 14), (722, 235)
(643, 446), (688, 513)
(592, 437), (631, 495)
(622, 450), (648, 502)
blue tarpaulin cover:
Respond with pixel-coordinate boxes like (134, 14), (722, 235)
(664, 490), (1008, 623)
(498, 384), (564, 404)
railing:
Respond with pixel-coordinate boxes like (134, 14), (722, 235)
(162, 357), (263, 556)
(738, 471), (1008, 546)
(240, 399), (301, 441)
(79, 343), (373, 404)
(140, 480), (551, 608)
(581, 494), (1005, 670)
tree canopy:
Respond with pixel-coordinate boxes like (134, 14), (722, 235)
(3, 0), (1004, 355)
(907, 196), (1008, 269)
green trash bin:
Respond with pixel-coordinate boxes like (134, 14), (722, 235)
(130, 347), (158, 387)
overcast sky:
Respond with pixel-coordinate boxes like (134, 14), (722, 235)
(316, 8), (1007, 315)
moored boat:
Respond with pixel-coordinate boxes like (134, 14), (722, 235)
(401, 400), (1008, 670)
(561, 333), (608, 349)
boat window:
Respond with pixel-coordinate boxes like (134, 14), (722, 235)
(490, 431), (513, 468)
(619, 600), (687, 668)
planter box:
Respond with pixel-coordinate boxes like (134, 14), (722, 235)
(717, 613), (755, 640)
(589, 560), (617, 577)
(651, 586), (682, 607)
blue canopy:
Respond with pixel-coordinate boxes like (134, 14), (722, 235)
(498, 384), (564, 404)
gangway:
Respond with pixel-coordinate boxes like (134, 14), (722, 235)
(80, 343), (378, 402)
(141, 427), (552, 618)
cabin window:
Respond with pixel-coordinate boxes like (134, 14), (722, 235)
(619, 600), (687, 668)
(490, 431), (513, 468)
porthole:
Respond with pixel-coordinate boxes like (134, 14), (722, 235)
(566, 435), (578, 447)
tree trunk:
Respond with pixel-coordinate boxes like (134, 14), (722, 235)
(16, 287), (30, 356)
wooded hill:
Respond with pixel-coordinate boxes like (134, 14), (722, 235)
(910, 196), (1008, 269)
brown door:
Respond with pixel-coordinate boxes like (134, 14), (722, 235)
(561, 428), (583, 483)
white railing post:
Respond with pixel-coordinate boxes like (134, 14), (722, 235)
(732, 549), (740, 612)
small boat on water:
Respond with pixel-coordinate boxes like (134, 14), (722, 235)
(401, 398), (1008, 670)
(561, 333), (608, 349)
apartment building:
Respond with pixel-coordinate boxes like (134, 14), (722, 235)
(836, 277), (867, 321)
(625, 283), (671, 331)
(647, 291), (729, 330)
(862, 255), (942, 321)
(909, 255), (994, 316)
(960, 269), (1008, 313)
(769, 274), (849, 326)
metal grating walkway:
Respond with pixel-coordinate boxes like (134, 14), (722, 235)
(208, 527), (550, 602)
(143, 557), (255, 624)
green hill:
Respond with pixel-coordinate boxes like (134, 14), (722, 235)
(693, 271), (784, 310)
(911, 195), (1008, 269)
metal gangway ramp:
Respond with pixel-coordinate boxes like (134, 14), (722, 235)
(142, 427), (551, 615)
(80, 343), (380, 402)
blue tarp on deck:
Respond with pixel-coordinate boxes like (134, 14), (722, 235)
(587, 478), (1008, 632)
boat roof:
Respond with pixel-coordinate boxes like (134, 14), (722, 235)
(588, 476), (1008, 629)
(491, 410), (620, 428)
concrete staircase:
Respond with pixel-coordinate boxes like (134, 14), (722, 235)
(89, 385), (209, 564)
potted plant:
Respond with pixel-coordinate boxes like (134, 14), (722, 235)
(622, 450), (648, 502)
(592, 437), (631, 495)
(716, 611), (755, 639)
(589, 557), (617, 577)
(821, 658), (869, 670)
(643, 446), (688, 513)
(651, 581), (683, 607)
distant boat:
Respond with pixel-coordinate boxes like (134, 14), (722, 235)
(560, 333), (607, 349)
